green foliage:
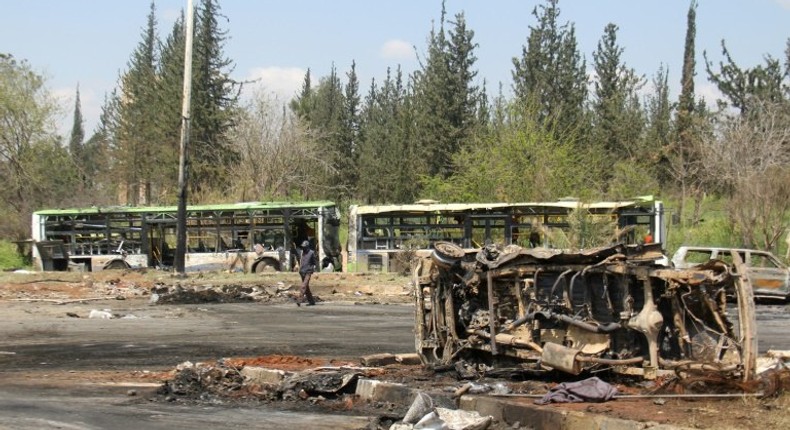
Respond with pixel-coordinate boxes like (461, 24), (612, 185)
(607, 160), (660, 201)
(357, 67), (420, 203)
(110, 1), (161, 204)
(591, 23), (646, 165)
(511, 0), (588, 141)
(705, 41), (789, 114)
(0, 240), (25, 269)
(421, 101), (591, 202)
(563, 208), (619, 250)
(188, 0), (241, 195)
(411, 5), (484, 179)
(68, 85), (85, 169)
(665, 204), (735, 256)
(0, 54), (78, 239)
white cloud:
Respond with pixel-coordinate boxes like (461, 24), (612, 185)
(379, 39), (414, 61)
(243, 66), (306, 100)
(696, 81), (724, 106)
(776, 0), (790, 10)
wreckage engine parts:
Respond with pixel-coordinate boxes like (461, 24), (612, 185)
(413, 242), (758, 381)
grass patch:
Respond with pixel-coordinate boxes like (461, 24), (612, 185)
(0, 240), (25, 270)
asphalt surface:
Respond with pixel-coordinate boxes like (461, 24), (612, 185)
(0, 300), (415, 429)
(1, 298), (788, 429)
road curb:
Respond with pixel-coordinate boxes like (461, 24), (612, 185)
(356, 379), (692, 430)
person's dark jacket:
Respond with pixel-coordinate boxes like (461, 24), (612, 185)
(299, 248), (317, 275)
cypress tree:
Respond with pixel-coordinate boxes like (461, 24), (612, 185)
(156, 12), (187, 200)
(412, 5), (482, 179)
(113, 1), (159, 204)
(357, 67), (415, 203)
(591, 23), (645, 161)
(308, 64), (345, 199)
(68, 84), (85, 166)
(511, 0), (587, 139)
(189, 0), (241, 196)
(290, 69), (314, 121)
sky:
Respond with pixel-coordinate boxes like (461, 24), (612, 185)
(2, 0), (789, 135)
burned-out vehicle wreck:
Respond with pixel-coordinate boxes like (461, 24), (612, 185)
(413, 242), (758, 382)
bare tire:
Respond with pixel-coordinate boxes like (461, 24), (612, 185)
(254, 259), (279, 273)
(104, 260), (127, 270)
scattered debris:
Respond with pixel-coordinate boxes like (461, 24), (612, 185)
(149, 283), (302, 305)
(88, 309), (114, 319)
(398, 392), (493, 430)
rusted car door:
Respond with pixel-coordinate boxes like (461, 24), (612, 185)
(745, 251), (790, 300)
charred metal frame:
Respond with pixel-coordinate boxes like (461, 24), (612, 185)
(413, 243), (757, 381)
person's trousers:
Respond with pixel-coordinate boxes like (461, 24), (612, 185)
(299, 272), (315, 304)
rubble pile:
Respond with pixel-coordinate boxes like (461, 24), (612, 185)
(158, 357), (368, 404)
(149, 282), (298, 305)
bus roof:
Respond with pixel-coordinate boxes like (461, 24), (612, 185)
(350, 197), (658, 215)
(34, 201), (337, 216)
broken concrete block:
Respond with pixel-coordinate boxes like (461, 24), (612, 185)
(355, 378), (414, 405)
(360, 353), (397, 366)
(240, 367), (287, 385)
(355, 378), (381, 400)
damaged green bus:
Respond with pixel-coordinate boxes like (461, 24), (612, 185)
(346, 197), (665, 273)
(31, 201), (342, 272)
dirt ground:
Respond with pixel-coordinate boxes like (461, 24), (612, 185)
(2, 268), (790, 429)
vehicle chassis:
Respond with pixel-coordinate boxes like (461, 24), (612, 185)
(412, 243), (757, 381)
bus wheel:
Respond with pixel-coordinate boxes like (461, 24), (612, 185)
(105, 260), (127, 270)
(255, 259), (279, 273)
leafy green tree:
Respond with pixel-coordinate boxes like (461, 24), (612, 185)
(422, 101), (587, 203)
(591, 24), (645, 159)
(339, 61), (361, 200)
(82, 92), (121, 203)
(590, 23), (652, 197)
(511, 0), (588, 141)
(0, 54), (77, 238)
(153, 12), (186, 201)
(705, 40), (789, 115)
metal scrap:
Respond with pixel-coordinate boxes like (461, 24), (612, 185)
(413, 242), (758, 382)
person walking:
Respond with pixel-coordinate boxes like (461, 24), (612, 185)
(297, 240), (317, 306)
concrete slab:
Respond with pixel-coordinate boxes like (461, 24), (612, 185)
(459, 395), (695, 430)
(240, 366), (288, 385)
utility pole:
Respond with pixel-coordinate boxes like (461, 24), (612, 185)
(174, 0), (194, 274)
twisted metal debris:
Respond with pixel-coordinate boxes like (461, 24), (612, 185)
(413, 242), (757, 381)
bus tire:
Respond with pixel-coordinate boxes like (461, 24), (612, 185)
(104, 260), (128, 270)
(254, 259), (280, 273)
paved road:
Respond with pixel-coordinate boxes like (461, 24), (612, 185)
(1, 298), (788, 429)
(0, 300), (415, 430)
(754, 304), (790, 353)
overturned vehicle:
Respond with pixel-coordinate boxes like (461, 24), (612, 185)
(412, 242), (757, 381)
